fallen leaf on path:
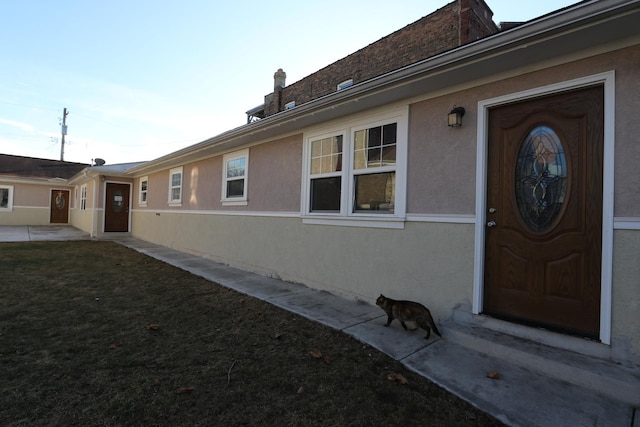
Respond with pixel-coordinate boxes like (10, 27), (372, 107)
(487, 370), (500, 379)
(297, 386), (305, 394)
(176, 386), (194, 393)
(323, 355), (331, 365)
(109, 342), (121, 350)
(387, 373), (409, 384)
(146, 324), (160, 330)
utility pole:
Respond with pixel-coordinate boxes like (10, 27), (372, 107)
(60, 108), (69, 161)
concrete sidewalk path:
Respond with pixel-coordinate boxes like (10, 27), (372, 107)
(0, 225), (90, 242)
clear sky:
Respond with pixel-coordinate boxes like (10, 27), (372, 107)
(1, 0), (578, 165)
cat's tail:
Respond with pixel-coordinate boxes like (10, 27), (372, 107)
(427, 311), (442, 338)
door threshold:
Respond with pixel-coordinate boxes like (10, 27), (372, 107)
(453, 306), (611, 361)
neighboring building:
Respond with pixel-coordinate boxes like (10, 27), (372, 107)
(0, 154), (88, 225)
(2, 0), (639, 369)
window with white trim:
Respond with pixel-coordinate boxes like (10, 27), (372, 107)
(302, 107), (408, 225)
(80, 184), (87, 211)
(168, 167), (183, 205)
(222, 149), (249, 205)
(0, 185), (13, 210)
(139, 176), (148, 205)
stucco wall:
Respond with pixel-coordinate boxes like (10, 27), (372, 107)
(611, 229), (640, 363)
(133, 134), (303, 213)
(407, 44), (640, 217)
(0, 207), (49, 225)
(131, 211), (474, 322)
(0, 181), (76, 225)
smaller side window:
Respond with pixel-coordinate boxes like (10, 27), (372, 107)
(139, 176), (148, 206)
(80, 184), (87, 211)
(222, 149), (249, 206)
(169, 167), (183, 205)
(0, 185), (13, 210)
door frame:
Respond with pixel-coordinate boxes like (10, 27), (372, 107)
(472, 71), (615, 344)
(102, 181), (132, 233)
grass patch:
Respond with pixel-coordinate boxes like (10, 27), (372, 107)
(0, 241), (503, 426)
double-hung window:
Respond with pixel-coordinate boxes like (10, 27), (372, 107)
(80, 185), (87, 211)
(222, 149), (249, 205)
(139, 177), (148, 206)
(0, 185), (13, 210)
(169, 167), (183, 205)
(303, 106), (408, 227)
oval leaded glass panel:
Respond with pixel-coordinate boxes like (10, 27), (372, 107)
(515, 125), (568, 232)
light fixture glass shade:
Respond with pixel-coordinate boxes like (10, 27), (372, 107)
(448, 107), (465, 127)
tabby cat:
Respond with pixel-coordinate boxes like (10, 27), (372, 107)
(375, 294), (442, 340)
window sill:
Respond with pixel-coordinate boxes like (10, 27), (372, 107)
(222, 199), (248, 207)
(302, 215), (405, 229)
(168, 202), (182, 207)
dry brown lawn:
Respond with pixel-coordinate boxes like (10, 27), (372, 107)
(0, 241), (503, 426)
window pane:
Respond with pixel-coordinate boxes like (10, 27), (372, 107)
(310, 177), (341, 212)
(171, 173), (181, 187)
(310, 135), (342, 174)
(354, 123), (396, 170)
(383, 123), (397, 145)
(227, 158), (246, 178)
(382, 145), (396, 165)
(227, 179), (245, 198)
(354, 172), (395, 213)
(171, 188), (181, 201)
(0, 188), (8, 208)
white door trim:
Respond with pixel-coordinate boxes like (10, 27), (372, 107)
(472, 71), (615, 345)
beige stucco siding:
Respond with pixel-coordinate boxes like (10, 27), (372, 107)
(131, 211), (474, 321)
(611, 229), (640, 360)
(243, 134), (302, 212)
(612, 46), (640, 217)
(408, 98), (477, 214)
(407, 45), (640, 217)
(0, 207), (49, 225)
(133, 134), (303, 213)
(0, 181), (76, 225)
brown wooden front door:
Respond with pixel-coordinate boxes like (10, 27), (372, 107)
(104, 183), (130, 232)
(483, 85), (604, 339)
(50, 190), (70, 223)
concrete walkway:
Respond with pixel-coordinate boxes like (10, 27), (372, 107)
(2, 226), (638, 426)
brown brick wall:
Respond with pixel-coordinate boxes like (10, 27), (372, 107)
(263, 0), (498, 117)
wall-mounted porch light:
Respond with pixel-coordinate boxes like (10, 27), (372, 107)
(448, 106), (465, 127)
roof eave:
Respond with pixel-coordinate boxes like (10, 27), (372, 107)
(127, 0), (639, 176)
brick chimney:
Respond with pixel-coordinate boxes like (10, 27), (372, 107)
(274, 68), (286, 89)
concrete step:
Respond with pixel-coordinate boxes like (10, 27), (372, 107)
(403, 338), (635, 427)
(441, 321), (640, 407)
